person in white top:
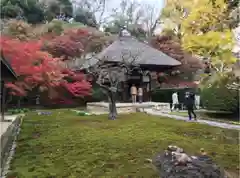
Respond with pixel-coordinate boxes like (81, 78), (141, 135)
(171, 92), (179, 111)
(68, 17), (74, 23)
(195, 95), (200, 110)
(138, 87), (143, 103)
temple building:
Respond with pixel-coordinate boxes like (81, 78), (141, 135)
(73, 30), (181, 102)
(1, 52), (17, 121)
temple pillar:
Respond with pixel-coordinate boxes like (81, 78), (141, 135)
(122, 82), (128, 102)
(142, 73), (151, 102)
(1, 81), (5, 121)
(149, 73), (152, 101)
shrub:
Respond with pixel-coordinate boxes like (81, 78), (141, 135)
(47, 19), (64, 35)
(151, 88), (197, 104)
(86, 86), (106, 102)
(200, 75), (239, 114)
(3, 19), (34, 40)
(7, 108), (30, 114)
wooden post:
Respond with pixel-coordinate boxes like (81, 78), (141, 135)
(123, 82), (128, 102)
(1, 81), (5, 122)
(149, 74), (152, 102)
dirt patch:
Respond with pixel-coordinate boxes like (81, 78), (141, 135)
(72, 119), (105, 128)
(224, 170), (239, 178)
(78, 120), (102, 123)
(32, 132), (41, 139)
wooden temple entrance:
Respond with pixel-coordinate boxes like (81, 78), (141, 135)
(1, 52), (17, 121)
(120, 69), (151, 102)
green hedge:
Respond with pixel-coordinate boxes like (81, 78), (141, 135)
(200, 76), (239, 114)
(90, 87), (198, 104)
(91, 86), (106, 101)
(151, 88), (197, 104)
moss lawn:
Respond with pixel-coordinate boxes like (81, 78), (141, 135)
(8, 109), (239, 177)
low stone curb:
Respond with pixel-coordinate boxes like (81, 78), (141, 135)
(0, 115), (24, 177)
(144, 109), (240, 130)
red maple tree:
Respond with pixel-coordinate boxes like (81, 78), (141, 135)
(44, 28), (108, 60)
(1, 36), (91, 99)
(150, 35), (203, 87)
(60, 69), (91, 97)
(151, 35), (203, 73)
(1, 37), (63, 96)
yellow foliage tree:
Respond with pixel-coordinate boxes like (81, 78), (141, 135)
(181, 0), (228, 34)
(160, 0), (199, 37)
(182, 30), (236, 73)
(180, 0), (237, 74)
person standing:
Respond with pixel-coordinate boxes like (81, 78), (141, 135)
(69, 17), (74, 23)
(130, 84), (137, 103)
(138, 87), (143, 103)
(195, 94), (200, 110)
(171, 92), (179, 111)
(185, 91), (197, 121)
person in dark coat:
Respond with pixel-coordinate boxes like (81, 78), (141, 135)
(184, 91), (197, 120)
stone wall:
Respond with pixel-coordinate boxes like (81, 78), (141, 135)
(87, 102), (170, 114)
(87, 103), (137, 114)
(0, 115), (22, 175)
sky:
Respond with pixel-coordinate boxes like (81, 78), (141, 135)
(72, 0), (165, 33)
(104, 0), (165, 32)
(104, 0), (165, 11)
(102, 0), (164, 19)
(73, 0), (165, 22)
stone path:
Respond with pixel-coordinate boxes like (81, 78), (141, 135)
(1, 115), (22, 178)
(0, 115), (20, 137)
(144, 109), (240, 130)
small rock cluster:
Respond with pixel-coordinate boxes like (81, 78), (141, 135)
(152, 145), (226, 178)
(37, 111), (52, 115)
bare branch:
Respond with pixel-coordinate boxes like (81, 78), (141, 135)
(141, 3), (161, 38)
(84, 49), (144, 94)
(75, 0), (109, 25)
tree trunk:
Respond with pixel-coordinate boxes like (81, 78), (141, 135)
(17, 97), (21, 109)
(108, 91), (117, 120)
(1, 81), (5, 122)
(98, 84), (118, 120)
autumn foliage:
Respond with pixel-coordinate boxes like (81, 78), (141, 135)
(1, 37), (62, 96)
(60, 69), (91, 97)
(44, 28), (108, 60)
(150, 34), (203, 87)
(1, 35), (91, 101)
(151, 35), (203, 72)
(0, 20), (109, 104)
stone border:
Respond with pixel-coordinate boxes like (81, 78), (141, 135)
(87, 102), (171, 114)
(144, 109), (240, 130)
(0, 115), (23, 177)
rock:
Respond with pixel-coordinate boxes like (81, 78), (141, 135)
(136, 107), (144, 112)
(145, 158), (153, 163)
(168, 145), (184, 153)
(37, 111), (52, 115)
(172, 152), (192, 165)
(152, 145), (226, 178)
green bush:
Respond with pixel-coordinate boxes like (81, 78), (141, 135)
(47, 19), (64, 35)
(200, 75), (239, 114)
(1, 0), (45, 24)
(91, 86), (106, 101)
(151, 88), (197, 103)
(7, 108), (30, 114)
(84, 85), (107, 103)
